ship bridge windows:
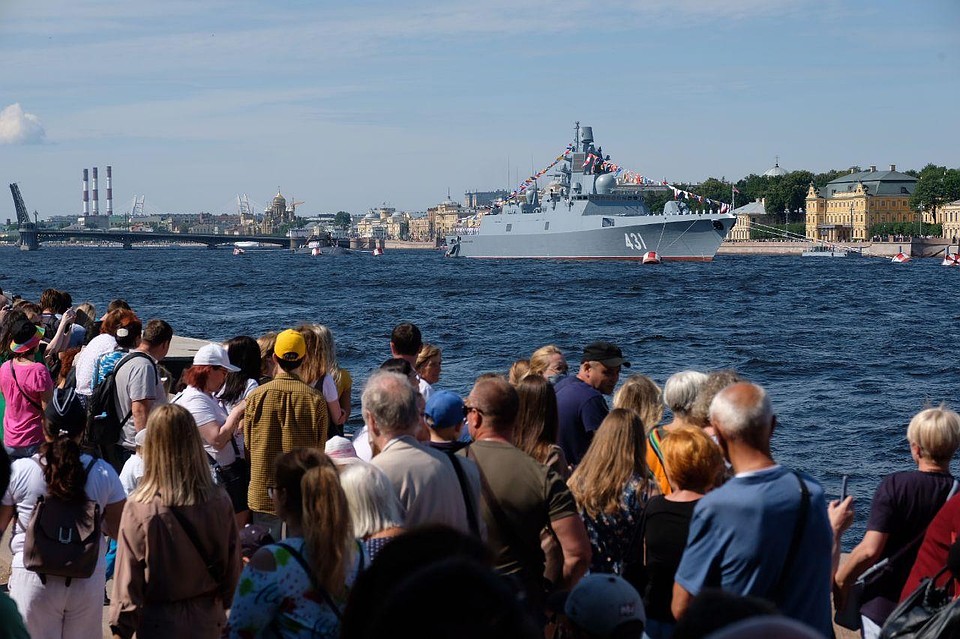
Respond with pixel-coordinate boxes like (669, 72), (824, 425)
(506, 224), (512, 232)
(602, 218), (614, 227)
(544, 222), (550, 230)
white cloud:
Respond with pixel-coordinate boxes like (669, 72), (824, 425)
(0, 103), (46, 144)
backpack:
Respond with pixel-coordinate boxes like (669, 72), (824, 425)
(85, 351), (155, 453)
(22, 457), (101, 584)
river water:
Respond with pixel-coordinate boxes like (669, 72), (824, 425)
(3, 245), (958, 541)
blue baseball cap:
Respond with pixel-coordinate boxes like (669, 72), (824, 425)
(424, 391), (464, 430)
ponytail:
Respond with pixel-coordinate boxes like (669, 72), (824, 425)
(301, 462), (353, 596)
(39, 437), (87, 502)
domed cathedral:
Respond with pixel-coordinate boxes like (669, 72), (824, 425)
(804, 165), (917, 242)
(763, 157), (789, 177)
(260, 189), (297, 234)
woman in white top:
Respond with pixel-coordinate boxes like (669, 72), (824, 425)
(173, 343), (247, 523)
(297, 324), (349, 437)
(217, 336), (261, 413)
(0, 389), (126, 639)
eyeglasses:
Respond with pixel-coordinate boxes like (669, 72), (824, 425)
(462, 404), (484, 417)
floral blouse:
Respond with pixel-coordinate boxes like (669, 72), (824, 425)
(224, 537), (361, 639)
(580, 474), (653, 575)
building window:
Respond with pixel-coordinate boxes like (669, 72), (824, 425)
(544, 222), (550, 230)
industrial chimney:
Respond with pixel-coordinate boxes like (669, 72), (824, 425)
(91, 167), (99, 215)
(106, 166), (113, 216)
(82, 169), (89, 216)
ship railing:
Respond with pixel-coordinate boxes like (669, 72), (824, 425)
(451, 227), (480, 236)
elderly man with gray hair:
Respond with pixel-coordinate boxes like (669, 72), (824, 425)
(364, 370), (482, 536)
(671, 382), (835, 637)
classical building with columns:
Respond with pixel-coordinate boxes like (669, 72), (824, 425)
(805, 165), (917, 242)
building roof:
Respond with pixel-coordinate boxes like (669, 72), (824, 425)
(732, 200), (767, 216)
(818, 169), (917, 197)
(763, 162), (788, 177)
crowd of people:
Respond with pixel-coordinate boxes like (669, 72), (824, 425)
(1, 286), (960, 639)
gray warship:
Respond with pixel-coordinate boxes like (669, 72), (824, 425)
(445, 123), (736, 261)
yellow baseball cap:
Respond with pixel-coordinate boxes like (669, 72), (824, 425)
(274, 329), (306, 361)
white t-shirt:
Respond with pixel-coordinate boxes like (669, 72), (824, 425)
(73, 334), (117, 396)
(119, 452), (145, 497)
(321, 374), (338, 403)
(174, 386), (236, 466)
(418, 376), (433, 401)
(2, 454), (126, 569)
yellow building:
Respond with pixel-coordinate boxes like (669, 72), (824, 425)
(941, 200), (960, 244)
(805, 165), (917, 242)
(431, 199), (466, 239)
(408, 216), (433, 241)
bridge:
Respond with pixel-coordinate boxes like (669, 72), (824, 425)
(9, 183), (297, 250)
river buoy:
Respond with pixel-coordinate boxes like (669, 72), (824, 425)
(642, 251), (661, 265)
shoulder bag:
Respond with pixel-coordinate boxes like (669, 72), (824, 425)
(835, 478), (960, 631)
(9, 362), (43, 412)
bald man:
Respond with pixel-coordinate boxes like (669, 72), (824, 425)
(464, 376), (591, 618)
(671, 382), (833, 638)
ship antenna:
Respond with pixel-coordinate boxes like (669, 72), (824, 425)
(574, 121), (580, 152)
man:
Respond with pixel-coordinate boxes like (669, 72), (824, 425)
(561, 573), (647, 639)
(112, 319), (173, 468)
(555, 341), (629, 466)
(424, 390), (468, 453)
(464, 376), (591, 616)
(390, 322), (433, 400)
(243, 329), (329, 538)
(365, 371), (479, 535)
(671, 382), (834, 637)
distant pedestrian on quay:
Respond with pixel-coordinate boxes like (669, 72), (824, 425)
(243, 329), (328, 539)
(555, 342), (629, 467)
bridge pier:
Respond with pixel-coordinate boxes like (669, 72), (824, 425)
(18, 229), (39, 251)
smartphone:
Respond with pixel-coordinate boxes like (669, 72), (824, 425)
(841, 475), (849, 500)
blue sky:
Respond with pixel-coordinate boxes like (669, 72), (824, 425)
(1, 0), (958, 218)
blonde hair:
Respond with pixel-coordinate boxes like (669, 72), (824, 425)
(415, 343), (441, 372)
(257, 331), (278, 378)
(613, 374), (664, 433)
(568, 408), (647, 517)
(907, 406), (960, 465)
(132, 404), (215, 506)
(297, 324), (340, 387)
(661, 426), (724, 493)
(275, 449), (354, 595)
(529, 345), (562, 378)
(508, 359), (531, 386)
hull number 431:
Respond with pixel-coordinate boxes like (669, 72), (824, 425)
(624, 232), (647, 250)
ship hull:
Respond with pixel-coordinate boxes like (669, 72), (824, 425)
(446, 215), (735, 261)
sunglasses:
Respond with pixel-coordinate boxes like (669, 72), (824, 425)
(462, 404), (484, 417)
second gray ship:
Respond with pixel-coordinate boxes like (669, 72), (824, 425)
(446, 123), (736, 261)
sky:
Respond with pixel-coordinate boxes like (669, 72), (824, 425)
(1, 0), (958, 219)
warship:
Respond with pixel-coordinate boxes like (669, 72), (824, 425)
(445, 123), (736, 261)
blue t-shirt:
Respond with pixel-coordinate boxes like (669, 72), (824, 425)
(674, 465), (833, 637)
(555, 376), (609, 466)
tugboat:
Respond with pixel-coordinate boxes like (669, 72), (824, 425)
(444, 122), (736, 261)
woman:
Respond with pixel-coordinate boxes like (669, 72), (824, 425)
(834, 406), (960, 638)
(508, 359), (530, 386)
(567, 408), (657, 576)
(0, 318), (54, 458)
(514, 374), (568, 478)
(0, 389), (126, 639)
(73, 308), (137, 402)
(297, 324), (347, 436)
(256, 331), (278, 383)
(528, 344), (568, 383)
(109, 404), (241, 639)
(225, 449), (358, 639)
(416, 343), (442, 386)
(614, 374), (667, 494)
(217, 335), (262, 413)
(339, 462), (405, 563)
(641, 426), (724, 639)
(514, 374), (568, 587)
(644, 370), (710, 495)
(173, 343), (248, 522)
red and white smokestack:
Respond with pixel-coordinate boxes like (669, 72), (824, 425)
(82, 169), (89, 215)
(106, 166), (113, 216)
(91, 167), (99, 215)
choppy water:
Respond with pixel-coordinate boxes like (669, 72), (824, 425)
(3, 245), (959, 543)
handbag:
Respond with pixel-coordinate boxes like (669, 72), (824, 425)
(879, 564), (960, 639)
(835, 479), (960, 631)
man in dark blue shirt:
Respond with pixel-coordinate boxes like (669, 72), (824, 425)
(555, 341), (629, 466)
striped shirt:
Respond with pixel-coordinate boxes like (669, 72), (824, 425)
(243, 371), (329, 514)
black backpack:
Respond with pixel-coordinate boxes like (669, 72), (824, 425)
(22, 457), (101, 585)
(85, 351), (155, 454)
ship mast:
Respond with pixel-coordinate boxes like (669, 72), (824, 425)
(574, 121), (580, 152)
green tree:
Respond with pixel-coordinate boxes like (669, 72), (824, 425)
(910, 164), (960, 221)
(334, 211), (352, 229)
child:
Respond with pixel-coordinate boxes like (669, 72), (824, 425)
(119, 428), (146, 496)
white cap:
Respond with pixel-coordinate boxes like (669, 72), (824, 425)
(192, 343), (240, 371)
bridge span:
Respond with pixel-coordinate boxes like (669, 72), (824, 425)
(15, 228), (296, 251)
